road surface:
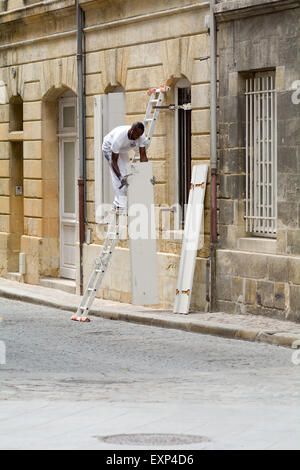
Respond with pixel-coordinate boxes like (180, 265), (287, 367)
(0, 297), (299, 450)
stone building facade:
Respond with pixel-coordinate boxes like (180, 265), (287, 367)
(0, 0), (212, 309)
(1, 0), (298, 320)
(215, 0), (300, 320)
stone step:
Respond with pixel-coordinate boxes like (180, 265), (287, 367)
(40, 277), (76, 295)
(7, 272), (24, 283)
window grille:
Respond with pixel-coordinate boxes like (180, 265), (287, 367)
(245, 73), (277, 236)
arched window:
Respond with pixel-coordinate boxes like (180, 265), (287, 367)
(174, 78), (191, 224)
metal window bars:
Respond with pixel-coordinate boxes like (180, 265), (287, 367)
(245, 73), (277, 236)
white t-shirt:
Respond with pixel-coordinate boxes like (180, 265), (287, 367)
(102, 125), (146, 155)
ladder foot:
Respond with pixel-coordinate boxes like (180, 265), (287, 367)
(70, 314), (91, 323)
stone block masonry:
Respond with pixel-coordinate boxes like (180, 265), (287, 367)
(215, 2), (300, 320)
(216, 250), (300, 321)
(0, 0), (212, 310)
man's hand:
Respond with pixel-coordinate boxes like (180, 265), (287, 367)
(119, 176), (129, 190)
(139, 147), (148, 162)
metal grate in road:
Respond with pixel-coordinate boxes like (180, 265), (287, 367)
(97, 433), (210, 446)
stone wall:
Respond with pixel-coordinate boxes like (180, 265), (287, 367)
(216, 2), (300, 320)
(0, 1), (78, 284)
(0, 0), (212, 309)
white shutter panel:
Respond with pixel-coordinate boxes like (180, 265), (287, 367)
(94, 95), (104, 223)
(127, 162), (159, 306)
(103, 92), (125, 205)
(94, 92), (126, 222)
(173, 164), (208, 314)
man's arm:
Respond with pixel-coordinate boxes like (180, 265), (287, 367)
(111, 152), (128, 189)
(139, 147), (148, 162)
(111, 152), (121, 179)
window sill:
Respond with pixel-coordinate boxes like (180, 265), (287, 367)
(162, 230), (184, 242)
(9, 131), (23, 141)
(238, 237), (277, 254)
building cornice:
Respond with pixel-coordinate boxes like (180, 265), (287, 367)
(0, 0), (74, 24)
(214, 0), (300, 21)
(0, 1), (210, 50)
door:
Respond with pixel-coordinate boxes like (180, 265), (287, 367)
(59, 95), (78, 279)
(59, 138), (77, 279)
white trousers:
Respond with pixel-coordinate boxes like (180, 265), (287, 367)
(103, 151), (128, 209)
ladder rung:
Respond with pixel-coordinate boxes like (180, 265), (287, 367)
(98, 255), (110, 261)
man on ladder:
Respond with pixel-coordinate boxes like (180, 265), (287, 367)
(71, 86), (169, 322)
(71, 122), (149, 322)
(102, 122), (148, 210)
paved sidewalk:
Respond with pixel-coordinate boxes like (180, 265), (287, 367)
(0, 277), (300, 349)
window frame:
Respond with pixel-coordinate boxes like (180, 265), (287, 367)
(59, 96), (77, 135)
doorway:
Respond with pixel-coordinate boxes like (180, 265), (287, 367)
(58, 94), (78, 279)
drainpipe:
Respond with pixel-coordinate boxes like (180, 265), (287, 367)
(76, 0), (86, 295)
(209, 0), (217, 312)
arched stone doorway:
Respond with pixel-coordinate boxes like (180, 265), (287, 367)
(41, 87), (78, 281)
(8, 94), (24, 273)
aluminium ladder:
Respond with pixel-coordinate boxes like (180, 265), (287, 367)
(132, 86), (170, 163)
(72, 86), (169, 321)
(71, 208), (122, 321)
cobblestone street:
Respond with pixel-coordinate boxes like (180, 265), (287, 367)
(0, 298), (300, 449)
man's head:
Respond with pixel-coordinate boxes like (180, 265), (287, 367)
(128, 122), (144, 140)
